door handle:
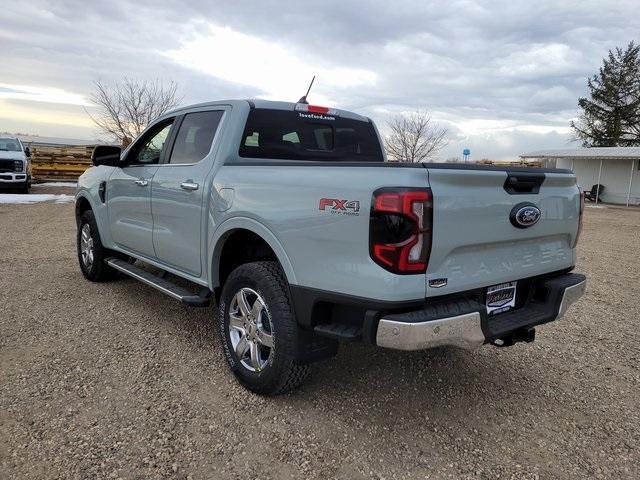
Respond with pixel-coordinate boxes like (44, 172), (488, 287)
(180, 181), (199, 191)
(134, 178), (149, 187)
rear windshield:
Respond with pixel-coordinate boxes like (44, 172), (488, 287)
(238, 108), (383, 162)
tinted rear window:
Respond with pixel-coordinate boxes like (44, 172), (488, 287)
(169, 111), (223, 164)
(239, 109), (383, 162)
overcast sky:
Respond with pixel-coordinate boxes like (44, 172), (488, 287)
(1, 0), (637, 160)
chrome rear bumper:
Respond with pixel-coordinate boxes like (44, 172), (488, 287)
(376, 274), (586, 351)
(556, 278), (587, 320)
(377, 312), (484, 350)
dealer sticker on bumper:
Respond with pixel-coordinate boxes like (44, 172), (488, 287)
(486, 281), (517, 316)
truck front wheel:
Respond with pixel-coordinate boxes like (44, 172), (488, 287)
(77, 210), (119, 281)
(18, 178), (30, 194)
(217, 261), (310, 395)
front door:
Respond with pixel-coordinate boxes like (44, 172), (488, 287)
(151, 110), (225, 276)
(108, 119), (174, 258)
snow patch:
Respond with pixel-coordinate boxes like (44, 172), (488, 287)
(0, 194), (74, 204)
(34, 182), (77, 188)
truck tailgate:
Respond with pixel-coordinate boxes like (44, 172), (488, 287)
(424, 167), (580, 297)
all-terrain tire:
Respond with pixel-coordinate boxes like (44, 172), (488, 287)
(18, 180), (29, 194)
(77, 210), (120, 282)
(217, 261), (310, 395)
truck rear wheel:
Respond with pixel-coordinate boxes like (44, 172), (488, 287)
(217, 261), (310, 395)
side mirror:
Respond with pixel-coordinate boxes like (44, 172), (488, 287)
(92, 145), (122, 167)
(24, 146), (31, 157)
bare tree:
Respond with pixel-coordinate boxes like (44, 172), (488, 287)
(384, 110), (448, 162)
(87, 78), (180, 146)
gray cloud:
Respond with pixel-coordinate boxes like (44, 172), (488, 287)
(0, 0), (637, 158)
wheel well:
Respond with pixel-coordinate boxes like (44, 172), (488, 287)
(218, 230), (279, 287)
(75, 197), (92, 223)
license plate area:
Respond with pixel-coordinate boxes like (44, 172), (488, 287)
(486, 281), (517, 316)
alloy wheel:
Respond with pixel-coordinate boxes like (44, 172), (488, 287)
(228, 288), (274, 372)
(80, 223), (95, 269)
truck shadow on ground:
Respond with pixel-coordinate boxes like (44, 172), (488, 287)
(109, 274), (547, 420)
(307, 343), (540, 408)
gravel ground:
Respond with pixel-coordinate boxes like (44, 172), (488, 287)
(0, 198), (638, 480)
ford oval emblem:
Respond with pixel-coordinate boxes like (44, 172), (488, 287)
(510, 203), (541, 229)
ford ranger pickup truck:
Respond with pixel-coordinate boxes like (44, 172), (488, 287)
(0, 136), (32, 193)
(75, 99), (586, 395)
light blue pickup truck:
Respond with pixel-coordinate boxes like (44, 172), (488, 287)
(75, 99), (586, 395)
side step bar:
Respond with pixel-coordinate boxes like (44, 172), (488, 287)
(105, 257), (211, 307)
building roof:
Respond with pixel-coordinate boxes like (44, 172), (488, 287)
(520, 147), (640, 160)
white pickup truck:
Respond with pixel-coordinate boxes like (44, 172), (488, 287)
(0, 136), (31, 193)
(76, 99), (586, 395)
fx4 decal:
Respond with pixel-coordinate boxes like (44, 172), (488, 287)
(319, 198), (360, 216)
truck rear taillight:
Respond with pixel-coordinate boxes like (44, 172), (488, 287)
(369, 188), (433, 274)
(295, 103), (338, 115)
(573, 189), (585, 248)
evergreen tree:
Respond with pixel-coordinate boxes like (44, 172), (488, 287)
(571, 42), (640, 146)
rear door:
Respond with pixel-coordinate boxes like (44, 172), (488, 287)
(424, 167), (580, 297)
(108, 119), (174, 257)
(151, 109), (226, 276)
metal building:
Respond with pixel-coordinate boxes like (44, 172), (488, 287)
(520, 147), (640, 206)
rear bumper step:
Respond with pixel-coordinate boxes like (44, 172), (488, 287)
(105, 257), (211, 307)
(313, 323), (362, 342)
(376, 273), (586, 351)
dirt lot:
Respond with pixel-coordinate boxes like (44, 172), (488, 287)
(1, 194), (638, 480)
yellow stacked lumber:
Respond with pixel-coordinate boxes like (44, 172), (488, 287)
(31, 145), (94, 181)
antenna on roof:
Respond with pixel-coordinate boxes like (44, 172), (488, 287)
(297, 76), (315, 104)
